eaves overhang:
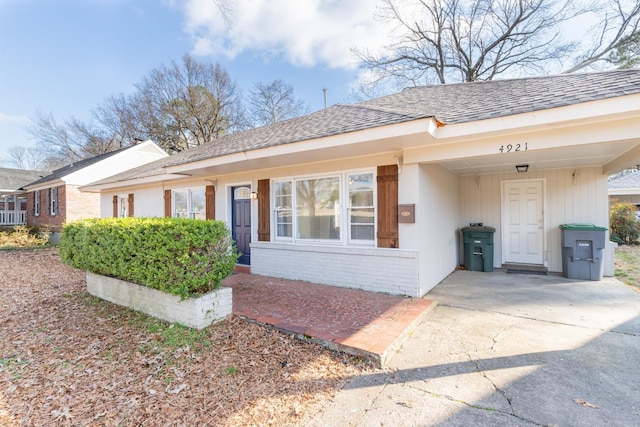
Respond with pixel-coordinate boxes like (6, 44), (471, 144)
(163, 117), (439, 177)
(22, 178), (66, 192)
(80, 173), (193, 193)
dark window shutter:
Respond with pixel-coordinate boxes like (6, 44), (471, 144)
(164, 189), (172, 218)
(31, 192), (35, 216)
(257, 179), (270, 242)
(205, 185), (215, 220)
(46, 189), (50, 216)
(112, 195), (118, 218)
(128, 194), (134, 217)
(377, 164), (399, 248)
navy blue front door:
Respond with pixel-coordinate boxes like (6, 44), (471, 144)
(232, 187), (251, 265)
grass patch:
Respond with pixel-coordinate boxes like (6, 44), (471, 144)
(615, 245), (640, 293)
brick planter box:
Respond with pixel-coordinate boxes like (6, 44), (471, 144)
(86, 272), (232, 329)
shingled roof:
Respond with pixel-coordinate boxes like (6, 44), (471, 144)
(609, 171), (640, 189)
(0, 167), (48, 191)
(90, 68), (640, 186)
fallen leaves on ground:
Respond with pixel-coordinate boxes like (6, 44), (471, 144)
(0, 248), (372, 426)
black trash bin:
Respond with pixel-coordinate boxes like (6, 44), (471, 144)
(462, 226), (495, 272)
(560, 224), (608, 280)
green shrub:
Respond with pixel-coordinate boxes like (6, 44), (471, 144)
(610, 200), (640, 245)
(59, 217), (238, 298)
(0, 225), (50, 249)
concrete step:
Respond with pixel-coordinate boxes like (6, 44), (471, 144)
(502, 263), (548, 275)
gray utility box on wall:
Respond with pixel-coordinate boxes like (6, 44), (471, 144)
(462, 226), (495, 272)
(560, 224), (608, 281)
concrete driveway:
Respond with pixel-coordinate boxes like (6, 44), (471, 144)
(308, 270), (640, 426)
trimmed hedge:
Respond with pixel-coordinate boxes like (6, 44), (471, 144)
(59, 217), (238, 298)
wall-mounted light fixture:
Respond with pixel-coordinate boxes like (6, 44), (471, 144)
(515, 164), (529, 173)
(250, 191), (258, 200)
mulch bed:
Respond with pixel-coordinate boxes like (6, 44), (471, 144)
(0, 249), (372, 426)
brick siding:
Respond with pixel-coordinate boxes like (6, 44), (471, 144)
(250, 242), (420, 297)
(27, 185), (100, 232)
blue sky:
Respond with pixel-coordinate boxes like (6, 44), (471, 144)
(0, 0), (388, 161)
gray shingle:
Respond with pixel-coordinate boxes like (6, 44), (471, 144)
(91, 68), (640, 187)
(609, 171), (640, 189)
(0, 168), (48, 191)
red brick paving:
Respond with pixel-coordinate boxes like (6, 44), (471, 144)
(223, 273), (436, 367)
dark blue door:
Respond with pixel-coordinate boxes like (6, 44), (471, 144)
(232, 187), (251, 265)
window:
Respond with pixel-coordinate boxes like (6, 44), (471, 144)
(274, 171), (375, 244)
(274, 182), (292, 238)
(50, 188), (58, 216)
(34, 190), (41, 216)
(173, 188), (205, 219)
(296, 177), (340, 240)
(119, 196), (129, 218)
(348, 173), (375, 242)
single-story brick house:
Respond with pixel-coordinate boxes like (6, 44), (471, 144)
(83, 69), (640, 297)
(23, 140), (167, 235)
(0, 167), (47, 226)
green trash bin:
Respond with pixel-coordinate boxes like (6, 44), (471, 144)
(462, 226), (495, 272)
(560, 223), (608, 280)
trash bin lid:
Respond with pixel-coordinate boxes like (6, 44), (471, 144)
(559, 223), (608, 231)
(462, 226), (496, 232)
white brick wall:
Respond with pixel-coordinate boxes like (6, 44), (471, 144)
(86, 272), (232, 329)
(250, 242), (420, 296)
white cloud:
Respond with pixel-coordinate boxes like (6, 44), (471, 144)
(180, 0), (391, 69)
(0, 113), (30, 125)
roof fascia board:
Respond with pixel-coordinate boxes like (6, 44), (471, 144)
(405, 117), (639, 165)
(604, 143), (640, 175)
(434, 94), (640, 140)
(80, 173), (193, 193)
(23, 178), (66, 192)
(609, 188), (640, 195)
(164, 118), (438, 175)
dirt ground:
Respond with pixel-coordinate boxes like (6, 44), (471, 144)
(0, 249), (372, 426)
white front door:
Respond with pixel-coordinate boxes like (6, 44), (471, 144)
(502, 180), (544, 265)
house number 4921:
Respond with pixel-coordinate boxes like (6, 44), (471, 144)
(499, 143), (527, 153)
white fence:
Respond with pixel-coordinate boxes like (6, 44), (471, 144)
(0, 211), (27, 226)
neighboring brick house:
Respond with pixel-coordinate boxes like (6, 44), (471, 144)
(0, 167), (47, 227)
(23, 140), (168, 236)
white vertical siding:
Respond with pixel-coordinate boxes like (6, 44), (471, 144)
(418, 164), (460, 294)
(459, 166), (609, 273)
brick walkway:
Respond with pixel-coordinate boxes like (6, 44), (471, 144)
(223, 273), (436, 367)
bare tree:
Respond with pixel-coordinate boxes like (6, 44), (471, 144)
(3, 146), (49, 171)
(357, 0), (577, 87)
(27, 111), (119, 166)
(565, 0), (640, 72)
(93, 94), (138, 149)
(130, 54), (239, 153)
(357, 0), (640, 89)
(247, 80), (310, 127)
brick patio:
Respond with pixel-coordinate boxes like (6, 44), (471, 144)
(223, 273), (436, 367)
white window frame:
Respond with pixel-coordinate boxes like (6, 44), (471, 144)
(172, 187), (206, 219)
(33, 190), (41, 216)
(118, 194), (129, 218)
(272, 168), (376, 246)
(49, 187), (58, 216)
(347, 172), (376, 244)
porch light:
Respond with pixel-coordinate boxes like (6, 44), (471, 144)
(515, 164), (529, 173)
(250, 191), (258, 200)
